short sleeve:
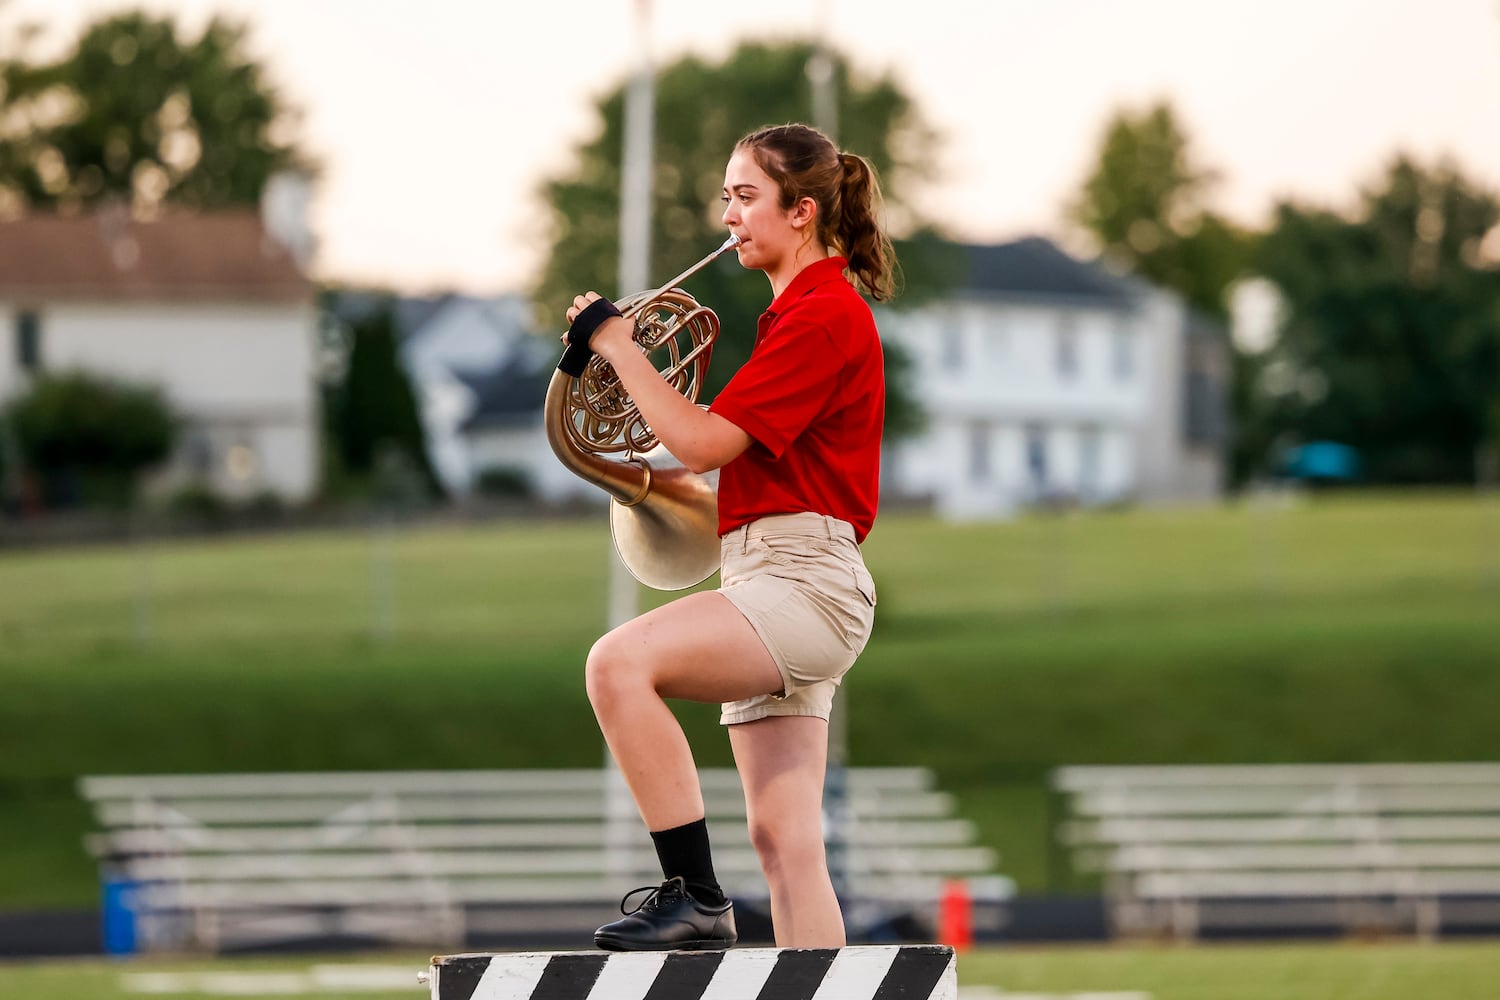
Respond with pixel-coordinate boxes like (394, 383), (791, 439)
(709, 314), (844, 459)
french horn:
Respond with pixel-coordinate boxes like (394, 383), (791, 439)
(545, 235), (741, 590)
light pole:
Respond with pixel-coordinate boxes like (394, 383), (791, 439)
(805, 0), (854, 904)
(603, 0), (656, 888)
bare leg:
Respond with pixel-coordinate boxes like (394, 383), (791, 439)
(586, 591), (782, 831)
(730, 715), (846, 948)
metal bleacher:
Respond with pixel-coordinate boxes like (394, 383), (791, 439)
(1053, 762), (1500, 939)
(79, 766), (1008, 952)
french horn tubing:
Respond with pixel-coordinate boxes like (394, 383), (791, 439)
(545, 235), (741, 590)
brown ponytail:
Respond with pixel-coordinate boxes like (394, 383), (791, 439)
(834, 151), (896, 302)
(736, 123), (898, 301)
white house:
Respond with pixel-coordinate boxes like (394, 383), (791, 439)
(878, 237), (1227, 519)
(457, 346), (590, 504)
(391, 293), (550, 498)
(328, 290), (582, 503)
(0, 207), (320, 503)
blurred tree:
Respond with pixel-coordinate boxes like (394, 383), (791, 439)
(532, 40), (941, 430)
(1071, 100), (1262, 487)
(325, 303), (443, 502)
(0, 9), (307, 213)
(1253, 156), (1500, 484)
(5, 370), (176, 508)
(1070, 100), (1257, 322)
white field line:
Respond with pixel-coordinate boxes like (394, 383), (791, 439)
(120, 964), (422, 994)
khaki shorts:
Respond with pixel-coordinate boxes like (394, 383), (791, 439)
(717, 513), (878, 725)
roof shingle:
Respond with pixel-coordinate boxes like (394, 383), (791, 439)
(0, 210), (310, 303)
(959, 237), (1135, 304)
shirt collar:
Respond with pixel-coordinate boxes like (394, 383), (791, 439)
(765, 256), (850, 316)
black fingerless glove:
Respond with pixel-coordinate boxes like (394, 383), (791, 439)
(558, 297), (623, 377)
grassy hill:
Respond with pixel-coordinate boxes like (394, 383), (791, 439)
(3, 490), (1498, 907)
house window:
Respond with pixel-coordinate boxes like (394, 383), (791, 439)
(984, 321), (1008, 368)
(940, 324), (964, 372)
(15, 310), (41, 372)
(1079, 425), (1103, 500)
(1055, 317), (1078, 380)
(968, 421), (992, 484)
(186, 430), (214, 477)
(1025, 423), (1048, 490)
(1112, 327), (1134, 381)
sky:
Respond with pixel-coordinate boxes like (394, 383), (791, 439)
(6, 0), (1500, 295)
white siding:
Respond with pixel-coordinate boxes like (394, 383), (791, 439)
(1131, 290), (1223, 505)
(881, 294), (1153, 519)
(0, 300), (320, 502)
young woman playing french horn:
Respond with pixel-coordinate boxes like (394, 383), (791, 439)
(562, 123), (895, 951)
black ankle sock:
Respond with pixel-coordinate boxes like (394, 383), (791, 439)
(649, 818), (726, 907)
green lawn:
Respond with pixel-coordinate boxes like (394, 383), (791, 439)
(2, 491), (1499, 906)
(956, 939), (1500, 1000)
(2, 941), (1497, 1000)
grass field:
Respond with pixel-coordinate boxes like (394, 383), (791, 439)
(2, 490), (1499, 907)
(2, 940), (1499, 1000)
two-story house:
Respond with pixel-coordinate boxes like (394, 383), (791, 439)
(396, 293), (556, 499)
(324, 290), (565, 502)
(0, 207), (320, 503)
(878, 237), (1227, 519)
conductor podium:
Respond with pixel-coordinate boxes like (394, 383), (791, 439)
(420, 945), (957, 1000)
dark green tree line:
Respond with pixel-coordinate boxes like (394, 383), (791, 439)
(1068, 100), (1500, 487)
(1254, 157), (1500, 484)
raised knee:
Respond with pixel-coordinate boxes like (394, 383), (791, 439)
(584, 631), (645, 709)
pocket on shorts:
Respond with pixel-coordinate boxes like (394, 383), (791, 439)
(853, 564), (877, 607)
(752, 535), (839, 573)
(838, 564), (877, 655)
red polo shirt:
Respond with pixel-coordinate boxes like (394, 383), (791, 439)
(709, 256), (885, 542)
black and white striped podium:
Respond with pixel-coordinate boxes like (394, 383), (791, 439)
(421, 946), (957, 1000)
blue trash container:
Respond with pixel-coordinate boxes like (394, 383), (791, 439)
(102, 877), (139, 956)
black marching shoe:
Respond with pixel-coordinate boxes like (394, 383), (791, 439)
(594, 876), (737, 952)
